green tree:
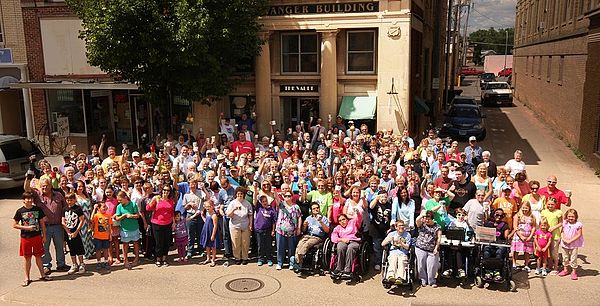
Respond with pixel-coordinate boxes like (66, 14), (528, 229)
(66, 0), (268, 104)
(469, 27), (514, 65)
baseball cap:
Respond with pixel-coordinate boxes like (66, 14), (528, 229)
(348, 120), (354, 124)
(132, 151), (140, 158)
(245, 168), (255, 174)
(217, 154), (226, 161)
(469, 136), (477, 142)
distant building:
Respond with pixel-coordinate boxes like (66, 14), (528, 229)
(514, 0), (600, 168)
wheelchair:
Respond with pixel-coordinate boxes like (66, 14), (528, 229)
(381, 242), (417, 290)
(473, 241), (516, 291)
(296, 238), (326, 275)
(323, 237), (370, 283)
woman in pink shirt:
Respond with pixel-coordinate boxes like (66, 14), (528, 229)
(331, 213), (362, 278)
(147, 186), (175, 266)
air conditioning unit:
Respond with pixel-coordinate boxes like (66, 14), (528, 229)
(0, 48), (13, 64)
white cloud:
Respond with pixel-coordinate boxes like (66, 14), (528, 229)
(467, 0), (516, 32)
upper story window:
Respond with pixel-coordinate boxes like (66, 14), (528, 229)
(281, 33), (319, 74)
(347, 30), (376, 73)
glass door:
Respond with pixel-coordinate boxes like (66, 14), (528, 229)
(132, 96), (151, 148)
(86, 90), (114, 146)
(113, 93), (133, 145)
(282, 97), (319, 129)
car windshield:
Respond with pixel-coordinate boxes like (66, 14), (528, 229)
(486, 83), (509, 89)
(481, 73), (495, 79)
(453, 98), (476, 105)
(449, 107), (480, 118)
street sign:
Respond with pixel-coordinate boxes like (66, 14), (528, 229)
(56, 116), (70, 138)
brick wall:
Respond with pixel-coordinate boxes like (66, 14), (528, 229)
(0, 0), (27, 63)
(513, 34), (587, 146)
(22, 4), (75, 133)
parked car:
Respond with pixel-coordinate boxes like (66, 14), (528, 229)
(0, 135), (43, 189)
(461, 67), (485, 76)
(497, 68), (512, 77)
(479, 73), (496, 88)
(481, 82), (513, 107)
(440, 104), (487, 140)
(450, 96), (479, 108)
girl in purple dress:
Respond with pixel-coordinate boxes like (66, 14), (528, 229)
(200, 200), (221, 266)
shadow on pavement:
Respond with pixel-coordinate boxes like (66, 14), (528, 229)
(1, 187), (24, 200)
(481, 105), (541, 166)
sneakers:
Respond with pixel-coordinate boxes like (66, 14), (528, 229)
(549, 270), (559, 276)
(443, 269), (453, 277)
(484, 272), (492, 280)
(558, 269), (570, 277)
(289, 257), (296, 270)
(43, 267), (51, 275)
(267, 260), (273, 267)
(571, 271), (578, 280)
(276, 264), (282, 270)
(95, 263), (102, 271)
(523, 266), (531, 272)
(431, 283), (438, 288)
(67, 265), (78, 275)
(534, 268), (541, 275)
(493, 271), (503, 282)
(78, 264), (86, 273)
(458, 269), (466, 278)
(374, 265), (381, 271)
(541, 269), (547, 276)
(257, 260), (264, 266)
(56, 265), (71, 272)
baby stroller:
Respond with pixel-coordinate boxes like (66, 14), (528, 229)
(381, 241), (417, 290)
(473, 227), (516, 291)
(324, 237), (370, 283)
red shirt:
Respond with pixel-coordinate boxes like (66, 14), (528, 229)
(434, 176), (453, 190)
(538, 187), (569, 206)
(231, 140), (256, 157)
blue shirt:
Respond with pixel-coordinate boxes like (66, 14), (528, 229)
(218, 186), (236, 209)
(384, 230), (411, 256)
(176, 182), (189, 214)
(391, 198), (415, 228)
(305, 215), (330, 239)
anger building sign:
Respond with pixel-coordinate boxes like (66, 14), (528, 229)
(267, 2), (379, 16)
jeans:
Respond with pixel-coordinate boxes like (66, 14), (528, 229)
(186, 217), (204, 256)
(43, 224), (66, 268)
(221, 216), (233, 257)
(336, 241), (360, 273)
(276, 233), (297, 266)
(415, 247), (440, 285)
(372, 237), (383, 267)
(256, 229), (273, 262)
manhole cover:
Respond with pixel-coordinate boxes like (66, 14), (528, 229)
(211, 273), (281, 300)
(226, 278), (264, 293)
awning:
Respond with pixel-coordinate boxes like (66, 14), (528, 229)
(0, 76), (19, 89)
(414, 95), (430, 114)
(10, 81), (139, 90)
(338, 96), (377, 120)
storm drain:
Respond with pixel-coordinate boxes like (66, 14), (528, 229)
(226, 278), (264, 293)
(211, 273), (281, 300)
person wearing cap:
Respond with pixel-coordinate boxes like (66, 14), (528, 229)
(131, 151), (142, 166)
(332, 115), (346, 132)
(424, 186), (455, 231)
(463, 136), (482, 176)
(491, 185), (518, 229)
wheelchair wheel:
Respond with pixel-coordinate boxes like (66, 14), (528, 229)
(322, 238), (334, 271)
(359, 242), (370, 275)
(509, 280), (517, 292)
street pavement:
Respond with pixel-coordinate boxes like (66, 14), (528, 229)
(1, 76), (599, 305)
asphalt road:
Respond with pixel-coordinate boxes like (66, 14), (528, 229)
(1, 76), (599, 305)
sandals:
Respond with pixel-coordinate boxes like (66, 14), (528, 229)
(39, 275), (52, 282)
(22, 279), (32, 287)
(209, 261), (216, 267)
(201, 260), (211, 265)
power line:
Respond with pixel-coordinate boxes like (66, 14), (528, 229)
(472, 7), (513, 28)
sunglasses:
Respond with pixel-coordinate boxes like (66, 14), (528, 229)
(162, 189), (171, 192)
(531, 187), (539, 190)
(284, 194), (292, 198)
(547, 181), (557, 184)
(456, 213), (465, 217)
(494, 214), (505, 217)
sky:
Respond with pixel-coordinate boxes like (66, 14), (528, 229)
(467, 0), (516, 32)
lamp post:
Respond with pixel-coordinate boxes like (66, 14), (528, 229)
(503, 30), (508, 71)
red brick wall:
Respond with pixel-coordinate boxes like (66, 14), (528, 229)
(22, 4), (75, 133)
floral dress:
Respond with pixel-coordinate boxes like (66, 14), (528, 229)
(77, 197), (95, 258)
(511, 215), (534, 253)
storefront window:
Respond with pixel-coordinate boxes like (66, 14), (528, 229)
(347, 30), (376, 73)
(281, 33), (319, 73)
(47, 89), (86, 134)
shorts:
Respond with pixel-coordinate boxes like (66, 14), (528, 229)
(66, 235), (85, 256)
(19, 235), (44, 257)
(120, 230), (140, 243)
(111, 226), (121, 237)
(93, 239), (110, 251)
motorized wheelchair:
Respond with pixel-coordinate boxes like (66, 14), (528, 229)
(473, 241), (516, 291)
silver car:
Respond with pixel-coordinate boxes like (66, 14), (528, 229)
(0, 135), (43, 189)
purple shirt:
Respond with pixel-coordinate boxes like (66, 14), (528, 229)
(254, 205), (276, 231)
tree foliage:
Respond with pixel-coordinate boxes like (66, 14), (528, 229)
(66, 0), (268, 104)
(469, 27), (514, 65)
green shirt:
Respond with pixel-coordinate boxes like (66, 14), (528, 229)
(307, 190), (333, 217)
(116, 201), (140, 232)
(425, 197), (449, 230)
(541, 209), (562, 240)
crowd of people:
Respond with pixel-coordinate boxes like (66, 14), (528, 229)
(12, 113), (583, 288)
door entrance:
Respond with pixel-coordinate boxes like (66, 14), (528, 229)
(282, 97), (319, 130)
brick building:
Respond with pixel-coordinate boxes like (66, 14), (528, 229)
(514, 0), (600, 168)
(13, 0), (449, 151)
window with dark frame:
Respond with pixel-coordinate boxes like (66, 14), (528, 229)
(547, 56), (552, 82)
(558, 55), (564, 84)
(281, 33), (319, 74)
(347, 30), (376, 73)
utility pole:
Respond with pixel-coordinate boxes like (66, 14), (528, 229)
(504, 29), (508, 70)
(449, 0), (460, 93)
(442, 0), (454, 109)
(462, 0), (472, 66)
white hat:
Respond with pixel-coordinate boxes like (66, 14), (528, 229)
(469, 136), (477, 141)
(132, 151), (140, 157)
